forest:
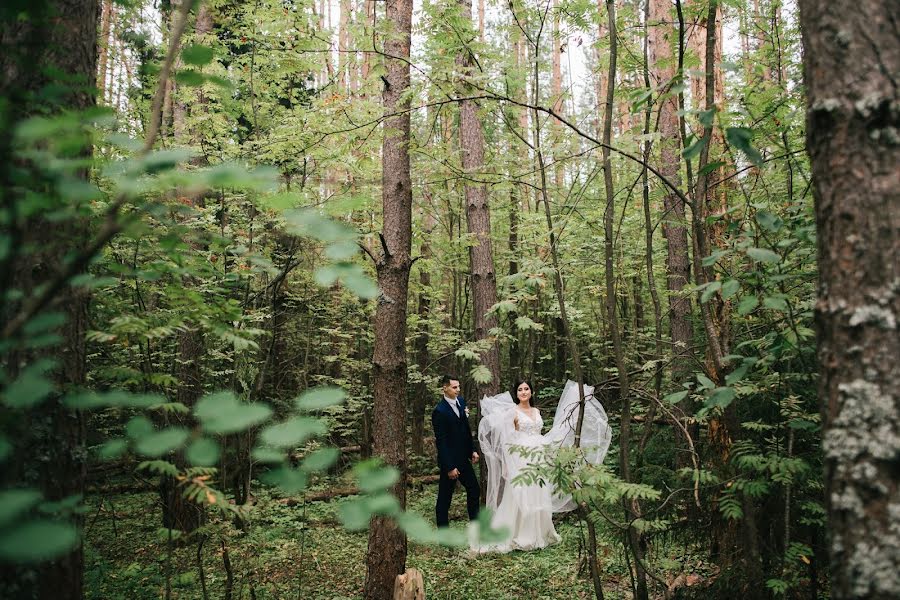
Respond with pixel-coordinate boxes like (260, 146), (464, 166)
(0, 0), (897, 598)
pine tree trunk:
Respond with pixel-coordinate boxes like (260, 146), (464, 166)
(412, 213), (432, 456)
(798, 1), (900, 597)
(159, 3), (215, 534)
(97, 0), (113, 104)
(363, 0), (413, 595)
(456, 0), (501, 396)
(0, 1), (100, 596)
(600, 2), (648, 598)
(339, 0), (351, 92)
(649, 0), (694, 459)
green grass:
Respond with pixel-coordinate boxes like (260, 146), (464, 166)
(84, 480), (637, 599)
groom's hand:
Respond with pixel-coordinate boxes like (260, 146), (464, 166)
(448, 468), (460, 480)
(471, 452), (479, 464)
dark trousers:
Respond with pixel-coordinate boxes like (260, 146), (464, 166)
(435, 461), (480, 527)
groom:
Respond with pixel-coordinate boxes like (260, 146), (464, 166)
(431, 374), (480, 527)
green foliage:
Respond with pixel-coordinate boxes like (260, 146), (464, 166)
(194, 391), (272, 434)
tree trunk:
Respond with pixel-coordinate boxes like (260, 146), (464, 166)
(798, 1), (900, 597)
(649, 0), (694, 460)
(456, 0), (501, 397)
(363, 0), (413, 595)
(0, 1), (100, 597)
(601, 2), (648, 598)
(97, 0), (113, 104)
(412, 212), (432, 456)
(339, 0), (351, 92)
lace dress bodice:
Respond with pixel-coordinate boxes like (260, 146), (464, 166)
(516, 409), (543, 436)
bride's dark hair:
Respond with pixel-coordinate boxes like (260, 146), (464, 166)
(511, 379), (535, 405)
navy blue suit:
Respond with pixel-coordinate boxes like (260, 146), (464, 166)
(432, 396), (480, 527)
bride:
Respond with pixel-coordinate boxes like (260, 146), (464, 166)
(472, 379), (611, 553)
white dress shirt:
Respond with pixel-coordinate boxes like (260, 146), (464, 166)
(443, 395), (461, 418)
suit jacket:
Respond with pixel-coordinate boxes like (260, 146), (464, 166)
(431, 396), (475, 474)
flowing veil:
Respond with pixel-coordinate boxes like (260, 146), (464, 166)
(478, 380), (612, 513)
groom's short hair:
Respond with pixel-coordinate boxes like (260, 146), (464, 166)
(440, 374), (459, 387)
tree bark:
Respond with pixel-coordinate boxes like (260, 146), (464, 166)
(159, 3), (215, 534)
(363, 0), (413, 595)
(0, 1), (100, 597)
(411, 212), (433, 456)
(456, 0), (501, 397)
(339, 0), (351, 92)
(600, 2), (648, 598)
(798, 1), (900, 598)
(97, 0), (113, 104)
(649, 0), (694, 460)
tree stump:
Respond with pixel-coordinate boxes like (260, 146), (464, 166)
(393, 567), (425, 600)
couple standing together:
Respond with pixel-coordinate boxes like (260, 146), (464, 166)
(431, 374), (612, 553)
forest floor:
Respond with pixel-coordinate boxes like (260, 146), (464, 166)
(83, 474), (706, 599)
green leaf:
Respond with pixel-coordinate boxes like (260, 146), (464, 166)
(186, 438), (220, 467)
(737, 296), (759, 316)
(454, 348), (479, 361)
(472, 508), (509, 545)
(725, 126), (763, 166)
(64, 391), (162, 410)
(261, 466), (308, 493)
(324, 240), (358, 261)
(194, 392), (272, 434)
(125, 416), (154, 440)
(204, 75), (232, 89)
(134, 427), (189, 457)
(788, 419), (818, 432)
(702, 249), (729, 267)
(698, 108), (717, 128)
(682, 136), (705, 161)
(747, 247), (781, 263)
(725, 358), (756, 386)
(284, 210), (357, 243)
(174, 70), (206, 87)
(181, 44), (215, 66)
(338, 498), (370, 530)
(698, 160), (726, 176)
(0, 489), (42, 528)
(358, 465), (400, 493)
(364, 492), (401, 516)
(300, 447), (340, 472)
(250, 447), (285, 464)
(700, 281), (721, 303)
(342, 268), (378, 299)
(314, 265), (339, 287)
(259, 417), (326, 449)
(705, 387), (736, 410)
(98, 438), (128, 460)
(763, 296), (788, 311)
(696, 374), (716, 391)
(0, 520), (79, 563)
(137, 460), (179, 477)
(396, 511), (438, 543)
(3, 359), (56, 408)
(69, 274), (117, 289)
(514, 316), (544, 331)
(755, 210), (783, 232)
(469, 365), (493, 385)
(0, 436), (10, 461)
(295, 387), (346, 411)
(721, 279), (740, 300)
(22, 312), (66, 336)
(664, 390), (690, 405)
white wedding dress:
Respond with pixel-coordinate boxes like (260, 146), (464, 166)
(471, 381), (612, 553)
